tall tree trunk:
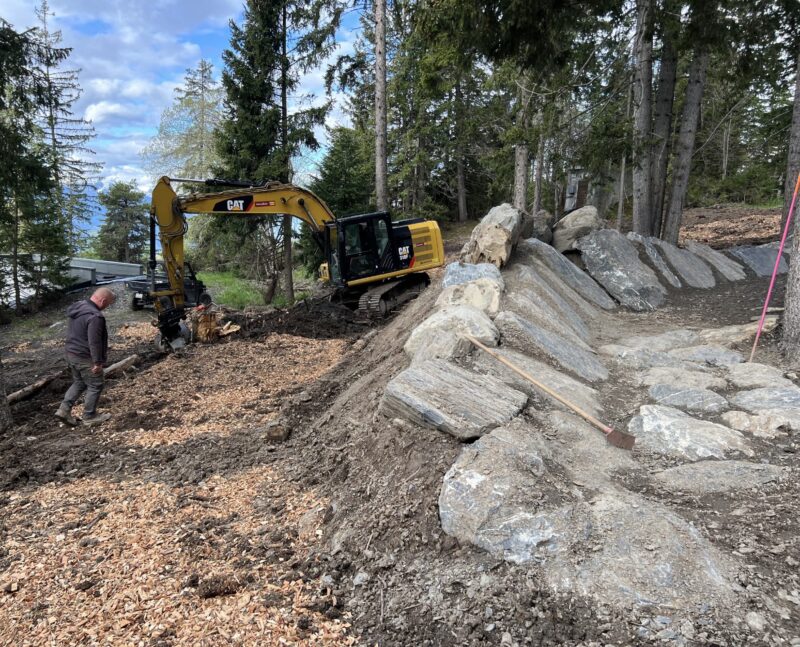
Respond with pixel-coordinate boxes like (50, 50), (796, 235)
(12, 206), (21, 310)
(649, 15), (678, 238)
(454, 81), (468, 222)
(662, 49), (709, 244)
(513, 144), (529, 212)
(513, 76), (531, 212)
(782, 50), (800, 231)
(631, 0), (654, 235)
(533, 131), (544, 215)
(782, 51), (800, 365)
(0, 355), (11, 434)
(280, 4), (293, 303)
(374, 0), (388, 211)
(618, 78), (634, 231)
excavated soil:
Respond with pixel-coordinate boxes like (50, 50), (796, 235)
(1, 222), (798, 645)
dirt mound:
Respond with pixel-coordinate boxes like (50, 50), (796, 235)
(680, 205), (781, 248)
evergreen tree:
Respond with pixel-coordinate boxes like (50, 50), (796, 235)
(94, 181), (148, 264)
(142, 59), (223, 180)
(0, 20), (62, 310)
(34, 0), (102, 253)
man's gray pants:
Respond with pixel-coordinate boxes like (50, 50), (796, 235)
(62, 356), (104, 416)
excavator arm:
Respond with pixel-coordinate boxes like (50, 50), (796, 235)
(149, 176), (336, 349)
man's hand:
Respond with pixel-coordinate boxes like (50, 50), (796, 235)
(91, 363), (104, 376)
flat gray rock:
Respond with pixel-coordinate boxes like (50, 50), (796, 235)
(442, 261), (504, 289)
(654, 460), (783, 494)
(684, 241), (746, 281)
(473, 348), (603, 418)
(574, 229), (667, 311)
(696, 319), (778, 346)
(518, 239), (616, 310)
(628, 405), (752, 461)
(439, 422), (585, 563)
(668, 344), (743, 367)
(651, 239), (715, 288)
(623, 329), (698, 351)
(722, 408), (800, 438)
(496, 311), (608, 382)
(599, 344), (710, 371)
(504, 265), (590, 343)
(639, 367), (727, 391)
(648, 384), (728, 414)
(730, 386), (800, 412)
(727, 362), (793, 389)
(381, 359), (527, 440)
(728, 245), (788, 277)
(627, 232), (681, 288)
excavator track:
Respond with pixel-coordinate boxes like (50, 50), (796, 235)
(356, 273), (430, 317)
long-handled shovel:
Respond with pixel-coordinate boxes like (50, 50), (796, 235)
(464, 334), (636, 451)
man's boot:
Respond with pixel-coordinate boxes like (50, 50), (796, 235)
(82, 412), (111, 427)
(55, 404), (78, 427)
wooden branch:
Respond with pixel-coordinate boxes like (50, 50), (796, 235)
(6, 354), (139, 405)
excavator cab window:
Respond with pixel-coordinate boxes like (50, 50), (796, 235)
(328, 213), (398, 283)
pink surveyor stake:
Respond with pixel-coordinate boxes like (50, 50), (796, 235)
(749, 171), (800, 362)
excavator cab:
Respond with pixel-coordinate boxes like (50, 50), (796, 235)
(324, 212), (401, 286)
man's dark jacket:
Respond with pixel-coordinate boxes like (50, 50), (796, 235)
(65, 300), (108, 365)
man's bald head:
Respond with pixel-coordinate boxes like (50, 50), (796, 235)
(90, 287), (116, 310)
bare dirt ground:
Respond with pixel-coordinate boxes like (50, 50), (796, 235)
(680, 204), (782, 248)
(0, 213), (796, 646)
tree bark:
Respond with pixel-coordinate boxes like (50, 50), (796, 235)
(782, 51), (800, 231)
(533, 131), (545, 216)
(0, 355), (11, 433)
(649, 17), (678, 238)
(661, 49), (709, 244)
(454, 81), (468, 222)
(631, 0), (654, 235)
(374, 0), (388, 212)
(513, 144), (529, 212)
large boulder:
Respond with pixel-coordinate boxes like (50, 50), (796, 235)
(442, 261), (504, 289)
(684, 241), (746, 281)
(696, 319), (778, 346)
(495, 311), (608, 382)
(728, 244), (789, 277)
(639, 366), (727, 391)
(404, 305), (498, 363)
(575, 229), (667, 311)
(551, 205), (603, 252)
(439, 422), (584, 563)
(381, 360), (527, 440)
(460, 203), (522, 268)
(628, 405), (752, 461)
(533, 209), (553, 244)
(599, 344), (709, 371)
(517, 238), (616, 310)
(627, 232), (681, 288)
(650, 239), (715, 289)
(436, 278), (503, 317)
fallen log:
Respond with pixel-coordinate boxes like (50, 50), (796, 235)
(6, 354), (139, 405)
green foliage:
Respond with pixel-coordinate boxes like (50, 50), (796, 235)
(141, 60), (223, 180)
(94, 181), (148, 263)
(196, 271), (266, 308)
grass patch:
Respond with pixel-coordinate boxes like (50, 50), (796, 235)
(197, 272), (265, 309)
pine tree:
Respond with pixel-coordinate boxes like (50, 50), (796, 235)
(142, 59), (223, 180)
(94, 181), (148, 264)
(34, 0), (102, 253)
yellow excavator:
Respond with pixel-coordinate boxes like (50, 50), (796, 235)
(149, 176), (445, 350)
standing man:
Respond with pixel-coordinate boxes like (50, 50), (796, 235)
(55, 287), (116, 427)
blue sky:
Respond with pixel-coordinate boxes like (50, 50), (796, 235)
(3, 0), (361, 195)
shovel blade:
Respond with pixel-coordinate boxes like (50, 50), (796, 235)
(606, 428), (636, 451)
